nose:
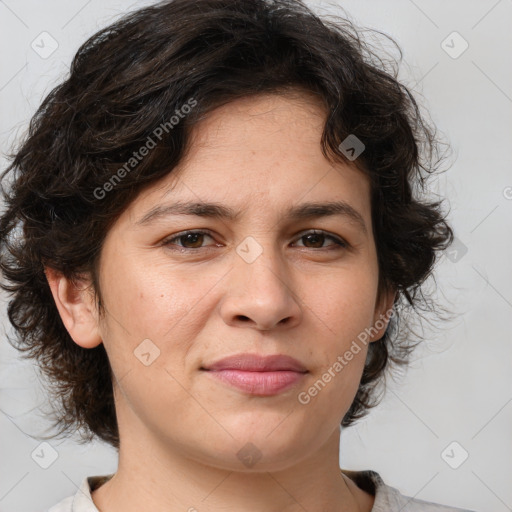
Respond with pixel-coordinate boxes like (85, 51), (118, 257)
(219, 244), (303, 331)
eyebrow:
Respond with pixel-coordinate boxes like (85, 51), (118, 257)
(136, 200), (367, 234)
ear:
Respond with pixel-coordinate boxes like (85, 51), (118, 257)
(44, 267), (102, 349)
(369, 288), (396, 343)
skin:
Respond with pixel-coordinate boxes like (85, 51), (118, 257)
(46, 90), (394, 512)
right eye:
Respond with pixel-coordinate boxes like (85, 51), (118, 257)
(161, 230), (219, 250)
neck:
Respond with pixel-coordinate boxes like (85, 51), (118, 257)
(92, 431), (373, 511)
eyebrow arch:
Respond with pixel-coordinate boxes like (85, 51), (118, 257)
(136, 201), (241, 225)
(136, 200), (367, 234)
(287, 201), (367, 234)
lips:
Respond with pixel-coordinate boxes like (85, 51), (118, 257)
(201, 353), (308, 396)
(202, 353), (307, 372)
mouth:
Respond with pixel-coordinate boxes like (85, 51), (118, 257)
(200, 353), (308, 396)
(201, 368), (307, 396)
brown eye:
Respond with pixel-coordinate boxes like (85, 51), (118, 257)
(302, 232), (326, 248)
(294, 230), (347, 249)
(178, 232), (205, 248)
(162, 230), (216, 250)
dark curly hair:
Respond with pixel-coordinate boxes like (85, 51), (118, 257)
(0, 0), (452, 449)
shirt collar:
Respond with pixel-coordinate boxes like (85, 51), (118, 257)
(70, 470), (396, 511)
(71, 474), (114, 511)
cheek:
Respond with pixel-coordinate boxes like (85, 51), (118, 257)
(97, 256), (221, 433)
(297, 264), (378, 409)
(97, 249), (231, 391)
(99, 252), (215, 337)
(307, 265), (379, 346)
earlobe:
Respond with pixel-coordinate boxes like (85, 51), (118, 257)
(44, 267), (103, 349)
(369, 289), (396, 343)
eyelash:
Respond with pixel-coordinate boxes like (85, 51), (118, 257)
(161, 229), (348, 252)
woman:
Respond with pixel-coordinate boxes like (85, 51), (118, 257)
(0, 0), (474, 510)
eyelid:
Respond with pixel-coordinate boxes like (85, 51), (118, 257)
(292, 229), (348, 248)
(161, 229), (218, 249)
(161, 228), (349, 250)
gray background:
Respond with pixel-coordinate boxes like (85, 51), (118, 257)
(0, 1), (511, 511)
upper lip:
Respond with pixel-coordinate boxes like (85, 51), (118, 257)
(202, 353), (308, 372)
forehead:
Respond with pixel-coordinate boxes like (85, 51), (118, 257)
(186, 91), (327, 154)
(124, 92), (371, 226)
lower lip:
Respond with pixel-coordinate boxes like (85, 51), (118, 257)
(203, 369), (306, 396)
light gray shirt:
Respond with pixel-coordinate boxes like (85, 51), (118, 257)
(47, 470), (476, 511)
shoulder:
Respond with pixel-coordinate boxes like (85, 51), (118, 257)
(342, 469), (477, 512)
(46, 474), (114, 512)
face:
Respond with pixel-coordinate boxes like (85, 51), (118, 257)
(76, 92), (392, 471)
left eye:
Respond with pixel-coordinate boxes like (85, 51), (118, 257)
(292, 230), (347, 249)
(162, 229), (347, 251)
